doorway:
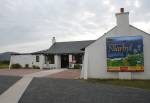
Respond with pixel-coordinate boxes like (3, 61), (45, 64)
(61, 55), (69, 68)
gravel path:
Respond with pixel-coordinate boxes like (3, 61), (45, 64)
(19, 78), (150, 103)
(0, 76), (21, 95)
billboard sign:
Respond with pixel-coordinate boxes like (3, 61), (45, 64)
(106, 36), (144, 72)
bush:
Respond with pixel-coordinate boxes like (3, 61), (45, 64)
(11, 63), (22, 69)
(32, 65), (40, 69)
(74, 64), (81, 69)
(0, 61), (9, 65)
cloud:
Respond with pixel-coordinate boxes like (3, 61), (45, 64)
(0, 0), (150, 53)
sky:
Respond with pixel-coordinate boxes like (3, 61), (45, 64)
(0, 0), (150, 53)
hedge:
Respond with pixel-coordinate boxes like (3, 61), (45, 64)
(11, 63), (22, 69)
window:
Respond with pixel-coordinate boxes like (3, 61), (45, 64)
(48, 55), (54, 64)
(36, 55), (40, 62)
(25, 64), (29, 68)
(73, 54), (83, 64)
(44, 56), (47, 64)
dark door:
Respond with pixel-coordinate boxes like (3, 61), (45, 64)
(61, 55), (69, 68)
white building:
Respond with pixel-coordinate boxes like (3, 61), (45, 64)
(10, 37), (94, 69)
(81, 8), (150, 80)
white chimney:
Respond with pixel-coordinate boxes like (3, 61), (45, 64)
(115, 8), (130, 34)
(52, 37), (56, 44)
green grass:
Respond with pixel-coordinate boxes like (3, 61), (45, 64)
(0, 61), (9, 69)
(0, 64), (9, 68)
(86, 79), (150, 90)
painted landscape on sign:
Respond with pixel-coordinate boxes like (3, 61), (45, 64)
(106, 36), (144, 72)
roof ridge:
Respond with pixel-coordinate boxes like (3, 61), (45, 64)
(55, 40), (95, 43)
(130, 25), (150, 36)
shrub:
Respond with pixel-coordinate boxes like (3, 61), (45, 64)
(0, 60), (9, 64)
(74, 64), (81, 69)
(11, 63), (22, 69)
(32, 65), (40, 69)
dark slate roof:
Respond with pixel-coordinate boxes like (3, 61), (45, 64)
(31, 49), (48, 54)
(44, 40), (95, 54)
(12, 50), (48, 55)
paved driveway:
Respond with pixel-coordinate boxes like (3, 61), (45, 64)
(47, 69), (80, 79)
(19, 78), (150, 103)
(0, 69), (67, 103)
(0, 69), (41, 76)
(0, 69), (80, 79)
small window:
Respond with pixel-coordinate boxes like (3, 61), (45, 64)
(48, 55), (54, 64)
(36, 55), (40, 62)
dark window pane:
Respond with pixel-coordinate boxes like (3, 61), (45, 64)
(48, 55), (55, 64)
(74, 54), (82, 64)
(36, 56), (39, 62)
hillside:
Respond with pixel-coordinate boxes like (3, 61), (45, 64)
(0, 52), (17, 61)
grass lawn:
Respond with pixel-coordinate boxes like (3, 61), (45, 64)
(0, 63), (9, 68)
(86, 79), (150, 90)
(0, 61), (9, 69)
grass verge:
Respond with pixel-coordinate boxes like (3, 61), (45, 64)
(0, 64), (9, 69)
(86, 79), (150, 90)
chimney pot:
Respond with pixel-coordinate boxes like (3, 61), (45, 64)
(120, 8), (124, 13)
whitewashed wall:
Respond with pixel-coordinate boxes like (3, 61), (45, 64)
(81, 12), (150, 79)
(10, 55), (34, 68)
(32, 55), (45, 69)
(10, 54), (61, 69)
(10, 54), (45, 69)
(130, 26), (150, 79)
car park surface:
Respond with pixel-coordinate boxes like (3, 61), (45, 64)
(19, 78), (150, 103)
